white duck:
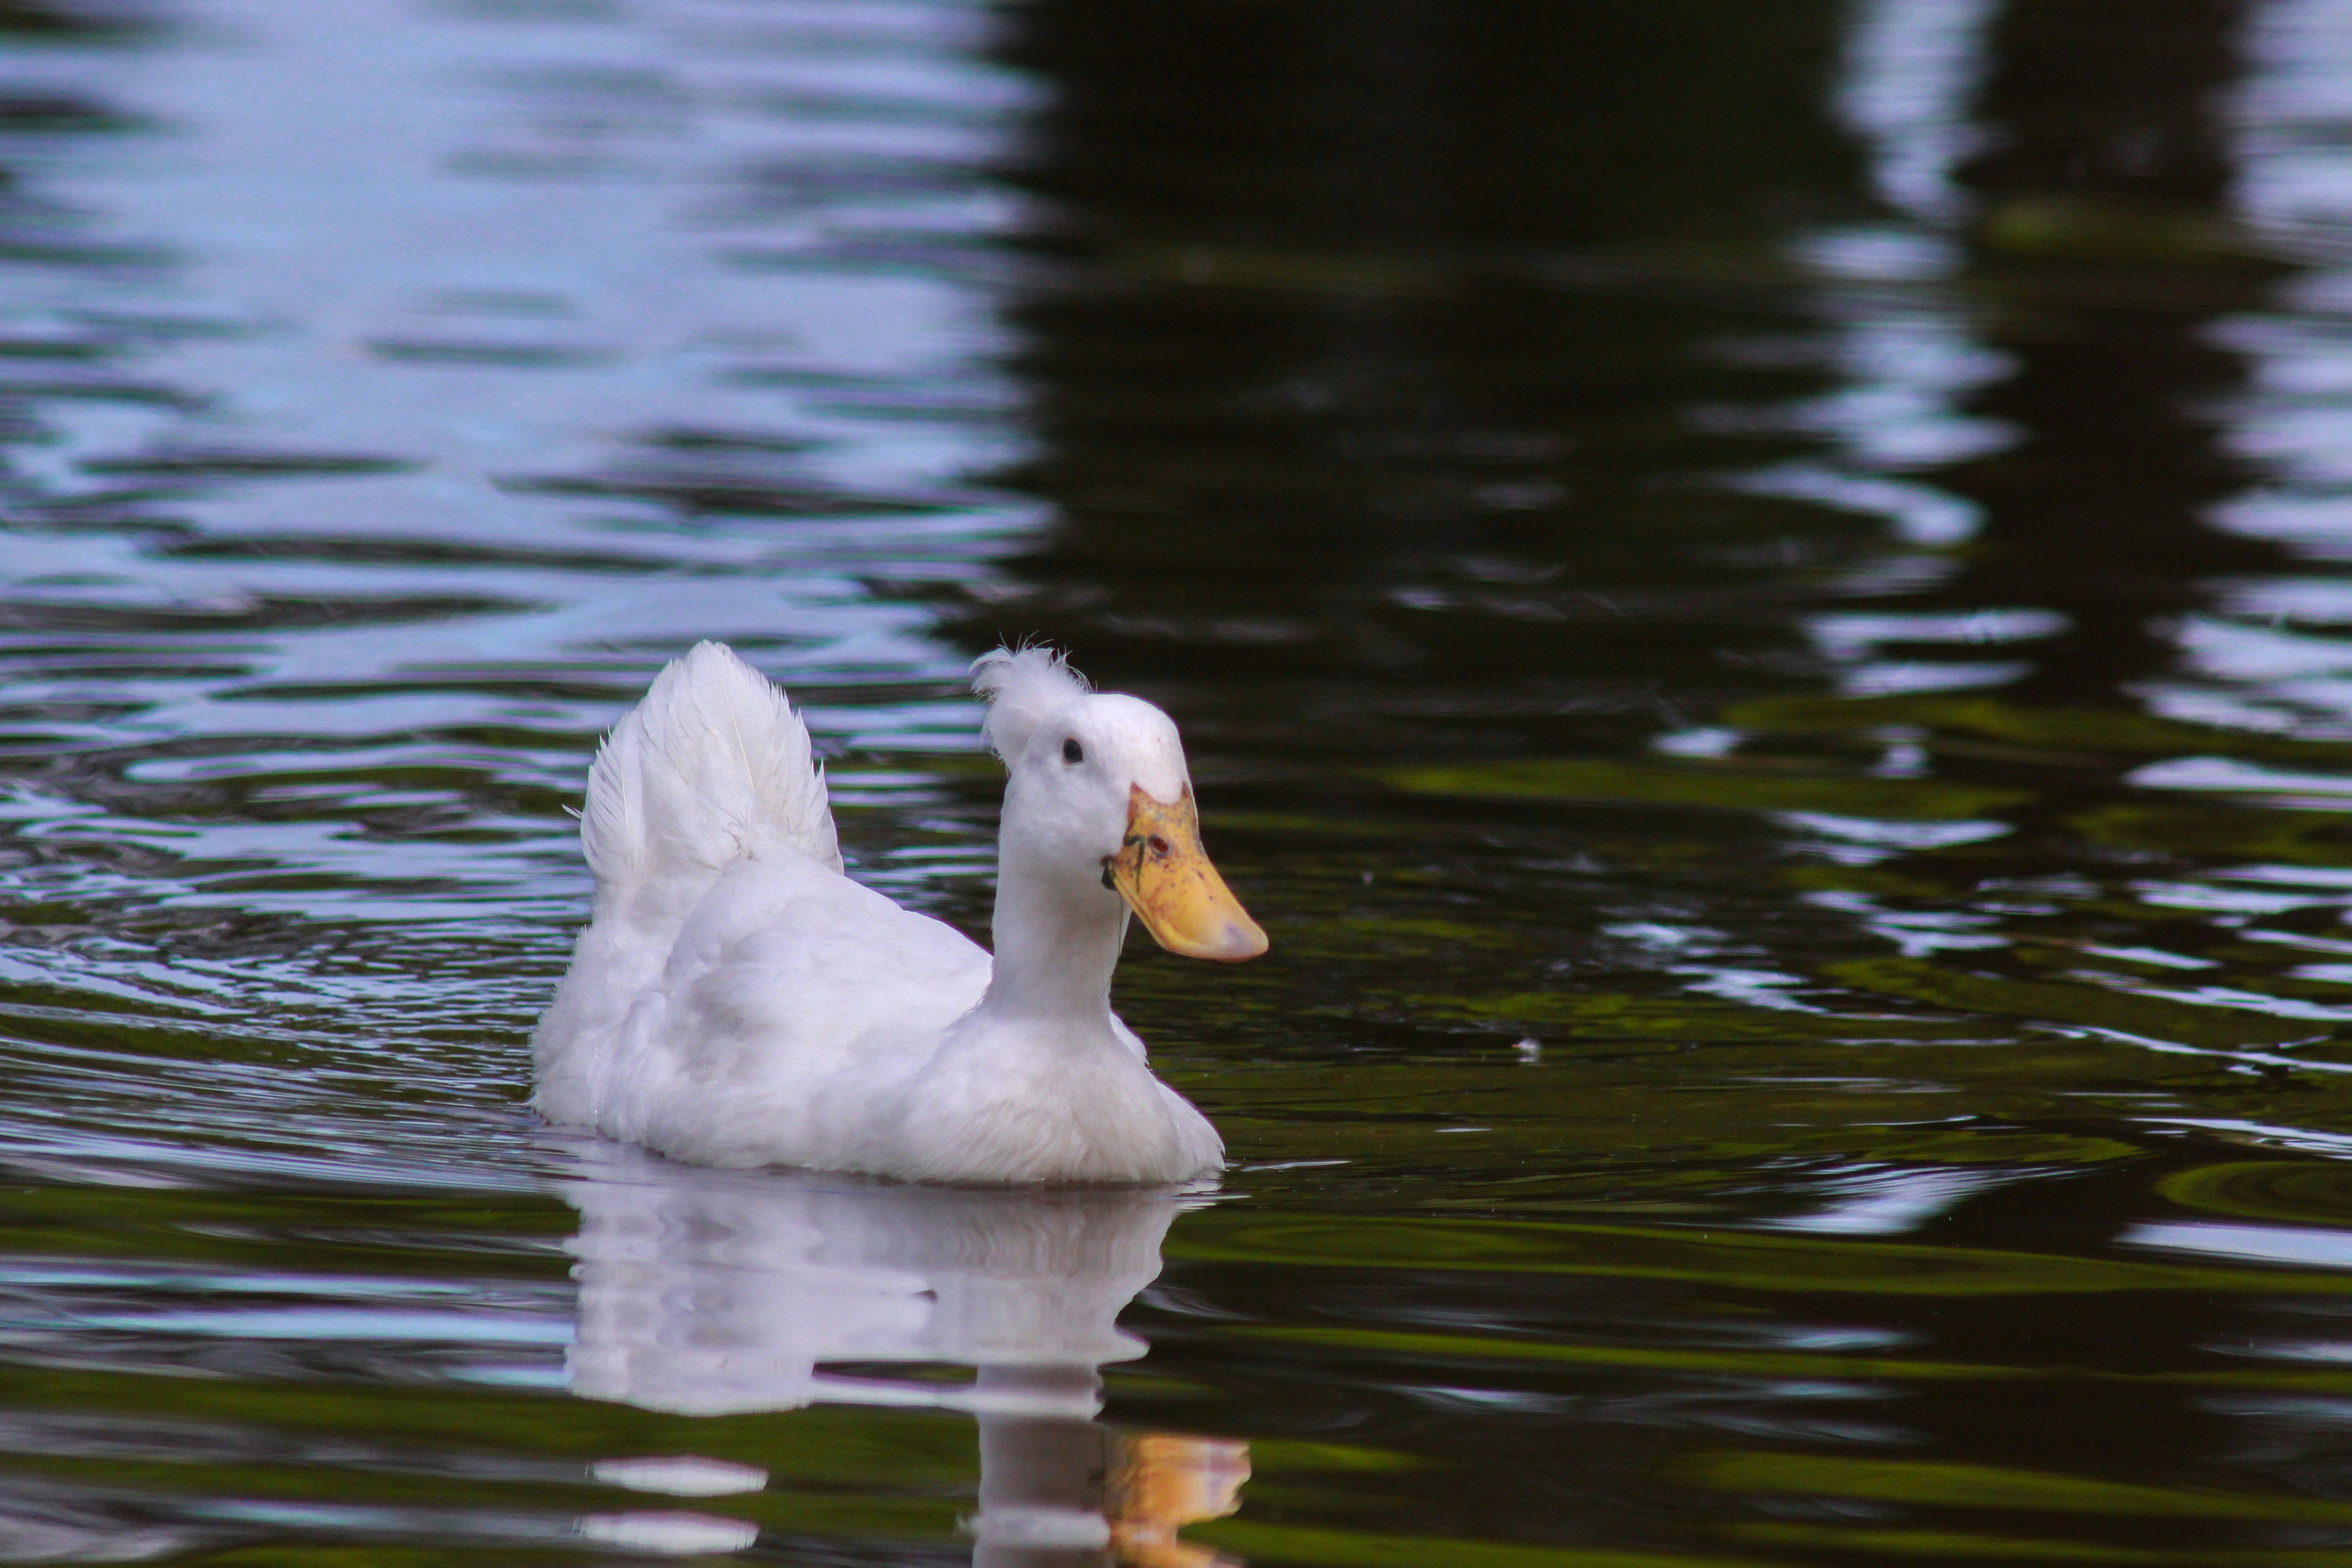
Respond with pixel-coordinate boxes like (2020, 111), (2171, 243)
(531, 642), (1267, 1184)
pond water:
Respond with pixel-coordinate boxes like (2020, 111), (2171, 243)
(19, 0), (2352, 1562)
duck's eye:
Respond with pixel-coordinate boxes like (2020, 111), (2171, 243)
(1062, 738), (1084, 764)
(1147, 834), (1171, 857)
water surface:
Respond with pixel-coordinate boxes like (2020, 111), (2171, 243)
(13, 0), (2352, 1563)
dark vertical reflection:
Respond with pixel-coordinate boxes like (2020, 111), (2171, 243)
(0, 0), (148, 35)
(1822, 4), (2313, 1548)
(1932, 0), (2289, 707)
(959, 1), (1866, 731)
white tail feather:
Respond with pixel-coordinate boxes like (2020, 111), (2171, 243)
(582, 642), (842, 894)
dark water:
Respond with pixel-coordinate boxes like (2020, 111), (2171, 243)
(17, 0), (2352, 1562)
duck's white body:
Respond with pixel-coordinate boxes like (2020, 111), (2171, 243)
(532, 642), (1258, 1184)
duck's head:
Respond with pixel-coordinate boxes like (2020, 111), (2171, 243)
(974, 647), (1268, 963)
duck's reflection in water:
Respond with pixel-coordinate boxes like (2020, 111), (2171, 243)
(557, 1141), (1247, 1566)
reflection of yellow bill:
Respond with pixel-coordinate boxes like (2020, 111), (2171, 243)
(1103, 784), (1269, 962)
(1110, 1432), (1250, 1568)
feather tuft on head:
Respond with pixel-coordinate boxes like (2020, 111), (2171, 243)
(971, 644), (1090, 764)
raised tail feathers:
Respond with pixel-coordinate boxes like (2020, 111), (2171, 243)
(581, 642), (842, 895)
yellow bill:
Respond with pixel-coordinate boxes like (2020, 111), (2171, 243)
(1103, 784), (1269, 962)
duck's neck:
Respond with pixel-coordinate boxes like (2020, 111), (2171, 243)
(978, 841), (1127, 1028)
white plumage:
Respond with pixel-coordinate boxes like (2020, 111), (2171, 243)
(972, 642), (1089, 764)
(533, 641), (1250, 1184)
(579, 640), (842, 889)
